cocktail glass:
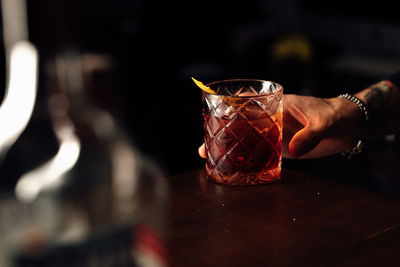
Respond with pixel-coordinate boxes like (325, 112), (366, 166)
(202, 79), (283, 185)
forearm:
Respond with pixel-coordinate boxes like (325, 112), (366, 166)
(355, 75), (400, 139)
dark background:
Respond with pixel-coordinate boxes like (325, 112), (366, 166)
(2, 0), (400, 194)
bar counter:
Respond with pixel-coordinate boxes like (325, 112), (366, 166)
(167, 168), (400, 266)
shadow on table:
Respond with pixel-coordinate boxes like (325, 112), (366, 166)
(284, 136), (400, 197)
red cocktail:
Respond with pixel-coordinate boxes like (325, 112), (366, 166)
(202, 79), (283, 185)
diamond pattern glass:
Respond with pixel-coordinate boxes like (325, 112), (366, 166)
(202, 79), (283, 185)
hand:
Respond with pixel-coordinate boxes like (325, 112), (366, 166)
(198, 94), (362, 159)
(283, 94), (362, 158)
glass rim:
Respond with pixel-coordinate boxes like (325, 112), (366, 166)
(204, 79), (283, 98)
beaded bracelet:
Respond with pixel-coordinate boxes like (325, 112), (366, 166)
(337, 93), (369, 158)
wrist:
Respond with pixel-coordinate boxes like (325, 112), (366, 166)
(335, 94), (368, 158)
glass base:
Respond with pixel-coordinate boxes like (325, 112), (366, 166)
(205, 166), (281, 186)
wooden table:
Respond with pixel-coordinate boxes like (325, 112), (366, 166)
(167, 168), (400, 266)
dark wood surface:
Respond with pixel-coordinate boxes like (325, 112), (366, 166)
(167, 168), (400, 266)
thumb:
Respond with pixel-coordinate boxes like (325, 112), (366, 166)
(289, 126), (323, 158)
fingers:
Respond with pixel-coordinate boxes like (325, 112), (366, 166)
(199, 129), (323, 159)
(288, 126), (324, 158)
(198, 143), (206, 158)
(199, 127), (323, 159)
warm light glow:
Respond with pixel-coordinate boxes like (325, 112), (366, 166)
(0, 41), (38, 156)
(15, 128), (81, 203)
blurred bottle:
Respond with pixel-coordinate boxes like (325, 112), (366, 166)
(0, 50), (168, 267)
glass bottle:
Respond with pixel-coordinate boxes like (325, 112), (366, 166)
(1, 50), (168, 267)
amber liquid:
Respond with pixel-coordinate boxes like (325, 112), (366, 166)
(204, 112), (282, 185)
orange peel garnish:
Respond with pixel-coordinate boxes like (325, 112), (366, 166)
(191, 77), (216, 94)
